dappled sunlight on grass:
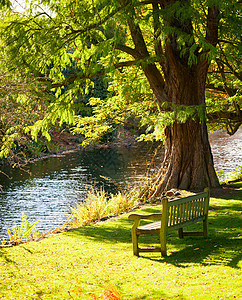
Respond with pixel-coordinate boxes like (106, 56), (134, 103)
(0, 184), (241, 299)
(67, 193), (241, 268)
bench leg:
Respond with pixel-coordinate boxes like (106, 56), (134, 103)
(178, 228), (184, 238)
(160, 234), (167, 256)
(131, 228), (139, 256)
(203, 219), (208, 238)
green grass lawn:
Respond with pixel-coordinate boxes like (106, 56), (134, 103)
(0, 183), (241, 299)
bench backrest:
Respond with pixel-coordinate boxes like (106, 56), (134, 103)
(161, 189), (210, 231)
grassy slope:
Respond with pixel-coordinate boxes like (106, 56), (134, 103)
(0, 184), (241, 299)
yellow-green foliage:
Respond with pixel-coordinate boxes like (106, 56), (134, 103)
(107, 192), (135, 216)
(218, 166), (242, 184)
(5, 212), (40, 245)
(70, 189), (137, 228)
(70, 188), (107, 227)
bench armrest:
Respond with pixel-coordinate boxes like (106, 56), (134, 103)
(128, 213), (162, 221)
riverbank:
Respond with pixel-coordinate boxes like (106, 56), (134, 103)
(0, 128), (142, 170)
(0, 182), (241, 299)
(0, 127), (241, 244)
(30, 129), (141, 161)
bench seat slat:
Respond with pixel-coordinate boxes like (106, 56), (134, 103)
(137, 216), (206, 233)
(137, 221), (161, 231)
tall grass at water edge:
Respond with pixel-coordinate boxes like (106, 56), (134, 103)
(0, 185), (141, 246)
(217, 166), (242, 184)
(69, 188), (138, 228)
(2, 212), (40, 246)
(68, 149), (158, 228)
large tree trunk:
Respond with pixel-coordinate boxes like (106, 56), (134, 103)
(126, 3), (220, 200)
(162, 52), (219, 190)
(161, 120), (219, 190)
(139, 61), (220, 200)
(139, 119), (220, 201)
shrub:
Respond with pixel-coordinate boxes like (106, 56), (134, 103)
(69, 188), (137, 228)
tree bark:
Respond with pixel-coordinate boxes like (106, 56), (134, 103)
(139, 59), (220, 200)
(126, 2), (220, 199)
(139, 120), (220, 201)
(161, 120), (219, 190)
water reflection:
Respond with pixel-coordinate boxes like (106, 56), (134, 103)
(209, 128), (242, 174)
(0, 143), (161, 238)
(0, 128), (241, 239)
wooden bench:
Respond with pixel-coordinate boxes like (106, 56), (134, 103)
(129, 188), (210, 256)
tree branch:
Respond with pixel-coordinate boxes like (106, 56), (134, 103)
(207, 110), (242, 126)
(125, 11), (150, 58)
(115, 44), (139, 58)
(49, 60), (137, 89)
(206, 5), (218, 47)
(206, 83), (238, 96)
(218, 39), (241, 46)
(65, 3), (129, 37)
(121, 1), (166, 105)
(152, 3), (164, 60)
(217, 43), (242, 81)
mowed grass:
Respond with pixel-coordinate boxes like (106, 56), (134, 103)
(0, 183), (241, 299)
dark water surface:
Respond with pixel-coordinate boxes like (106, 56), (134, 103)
(0, 143), (161, 239)
(0, 128), (241, 239)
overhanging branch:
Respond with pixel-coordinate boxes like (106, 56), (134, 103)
(206, 83), (238, 96)
(207, 109), (242, 135)
(206, 5), (218, 47)
(207, 110), (242, 122)
(65, 2), (130, 37)
(48, 60), (137, 89)
(115, 44), (139, 58)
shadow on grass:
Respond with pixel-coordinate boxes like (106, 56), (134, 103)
(67, 189), (241, 268)
(143, 235), (241, 269)
(66, 218), (132, 244)
(0, 248), (18, 266)
(131, 290), (185, 300)
(210, 183), (242, 201)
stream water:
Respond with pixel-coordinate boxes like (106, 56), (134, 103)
(0, 128), (241, 239)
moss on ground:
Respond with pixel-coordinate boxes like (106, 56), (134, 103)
(0, 183), (241, 299)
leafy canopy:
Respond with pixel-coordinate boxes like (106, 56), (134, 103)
(0, 0), (241, 150)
